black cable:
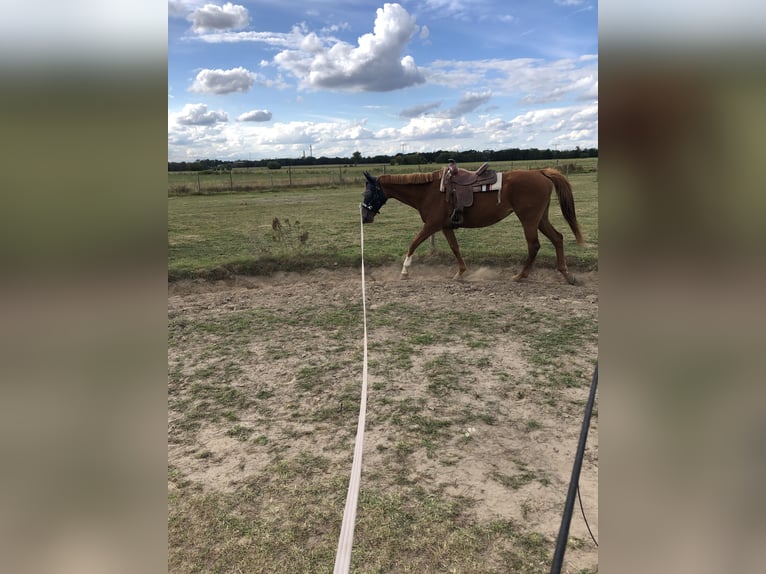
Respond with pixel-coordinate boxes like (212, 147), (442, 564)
(577, 485), (598, 547)
(550, 363), (598, 574)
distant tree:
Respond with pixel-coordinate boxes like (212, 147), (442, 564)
(369, 154), (389, 165)
(167, 146), (596, 173)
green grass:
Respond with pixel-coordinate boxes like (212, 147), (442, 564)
(168, 162), (598, 279)
(168, 477), (554, 574)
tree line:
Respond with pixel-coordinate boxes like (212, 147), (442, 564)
(168, 146), (598, 172)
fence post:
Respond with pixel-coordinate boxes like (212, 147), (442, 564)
(196, 173), (200, 193)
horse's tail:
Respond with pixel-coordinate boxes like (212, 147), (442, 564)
(541, 168), (584, 245)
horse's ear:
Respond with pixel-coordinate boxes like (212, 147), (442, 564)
(364, 171), (374, 183)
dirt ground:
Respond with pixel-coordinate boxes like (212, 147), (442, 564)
(168, 263), (598, 573)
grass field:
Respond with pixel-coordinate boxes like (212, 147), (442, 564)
(168, 161), (599, 573)
(168, 161), (598, 280)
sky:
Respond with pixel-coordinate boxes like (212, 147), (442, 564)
(168, 1), (598, 162)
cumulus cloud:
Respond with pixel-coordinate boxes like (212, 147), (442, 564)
(510, 107), (569, 129)
(175, 103), (228, 125)
(571, 104), (598, 123)
(189, 67), (256, 94)
(398, 116), (470, 139)
(238, 120), (375, 149)
(188, 2), (249, 33)
(273, 3), (425, 92)
(238, 109), (273, 122)
(494, 103), (597, 149)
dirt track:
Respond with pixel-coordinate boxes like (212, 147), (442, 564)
(168, 264), (598, 573)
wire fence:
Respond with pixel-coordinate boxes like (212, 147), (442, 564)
(168, 158), (598, 195)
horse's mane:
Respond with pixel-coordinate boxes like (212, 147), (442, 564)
(378, 170), (441, 185)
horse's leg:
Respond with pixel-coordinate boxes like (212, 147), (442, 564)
(538, 213), (575, 284)
(513, 218), (541, 282)
(401, 224), (439, 277)
(441, 227), (467, 279)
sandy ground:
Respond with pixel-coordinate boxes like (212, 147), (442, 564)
(168, 263), (598, 572)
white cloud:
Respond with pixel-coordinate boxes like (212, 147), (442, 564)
(238, 110), (273, 122)
(188, 2), (249, 33)
(168, 98), (598, 160)
(552, 129), (595, 148)
(321, 22), (351, 35)
(427, 56), (598, 105)
(299, 32), (325, 53)
(170, 115), (382, 160)
(510, 107), (570, 129)
(175, 103), (228, 125)
(189, 67), (256, 94)
(191, 26), (302, 49)
(398, 117), (468, 139)
(183, 4), (428, 92)
(261, 120), (375, 145)
(496, 103), (597, 149)
(273, 3), (426, 92)
(570, 104), (598, 123)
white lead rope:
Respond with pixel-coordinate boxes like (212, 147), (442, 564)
(333, 207), (370, 573)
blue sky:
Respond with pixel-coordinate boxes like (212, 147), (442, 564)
(168, 1), (598, 161)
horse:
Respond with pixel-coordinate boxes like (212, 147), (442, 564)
(360, 167), (584, 283)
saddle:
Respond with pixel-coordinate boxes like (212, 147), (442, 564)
(441, 163), (498, 209)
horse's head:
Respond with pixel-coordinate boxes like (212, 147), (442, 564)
(360, 171), (387, 223)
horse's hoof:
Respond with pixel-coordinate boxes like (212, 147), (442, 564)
(512, 273), (524, 282)
(567, 275), (577, 285)
(400, 273), (409, 280)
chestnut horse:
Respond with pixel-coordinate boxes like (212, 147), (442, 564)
(360, 168), (584, 283)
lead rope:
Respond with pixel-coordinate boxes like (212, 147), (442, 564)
(333, 206), (371, 574)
